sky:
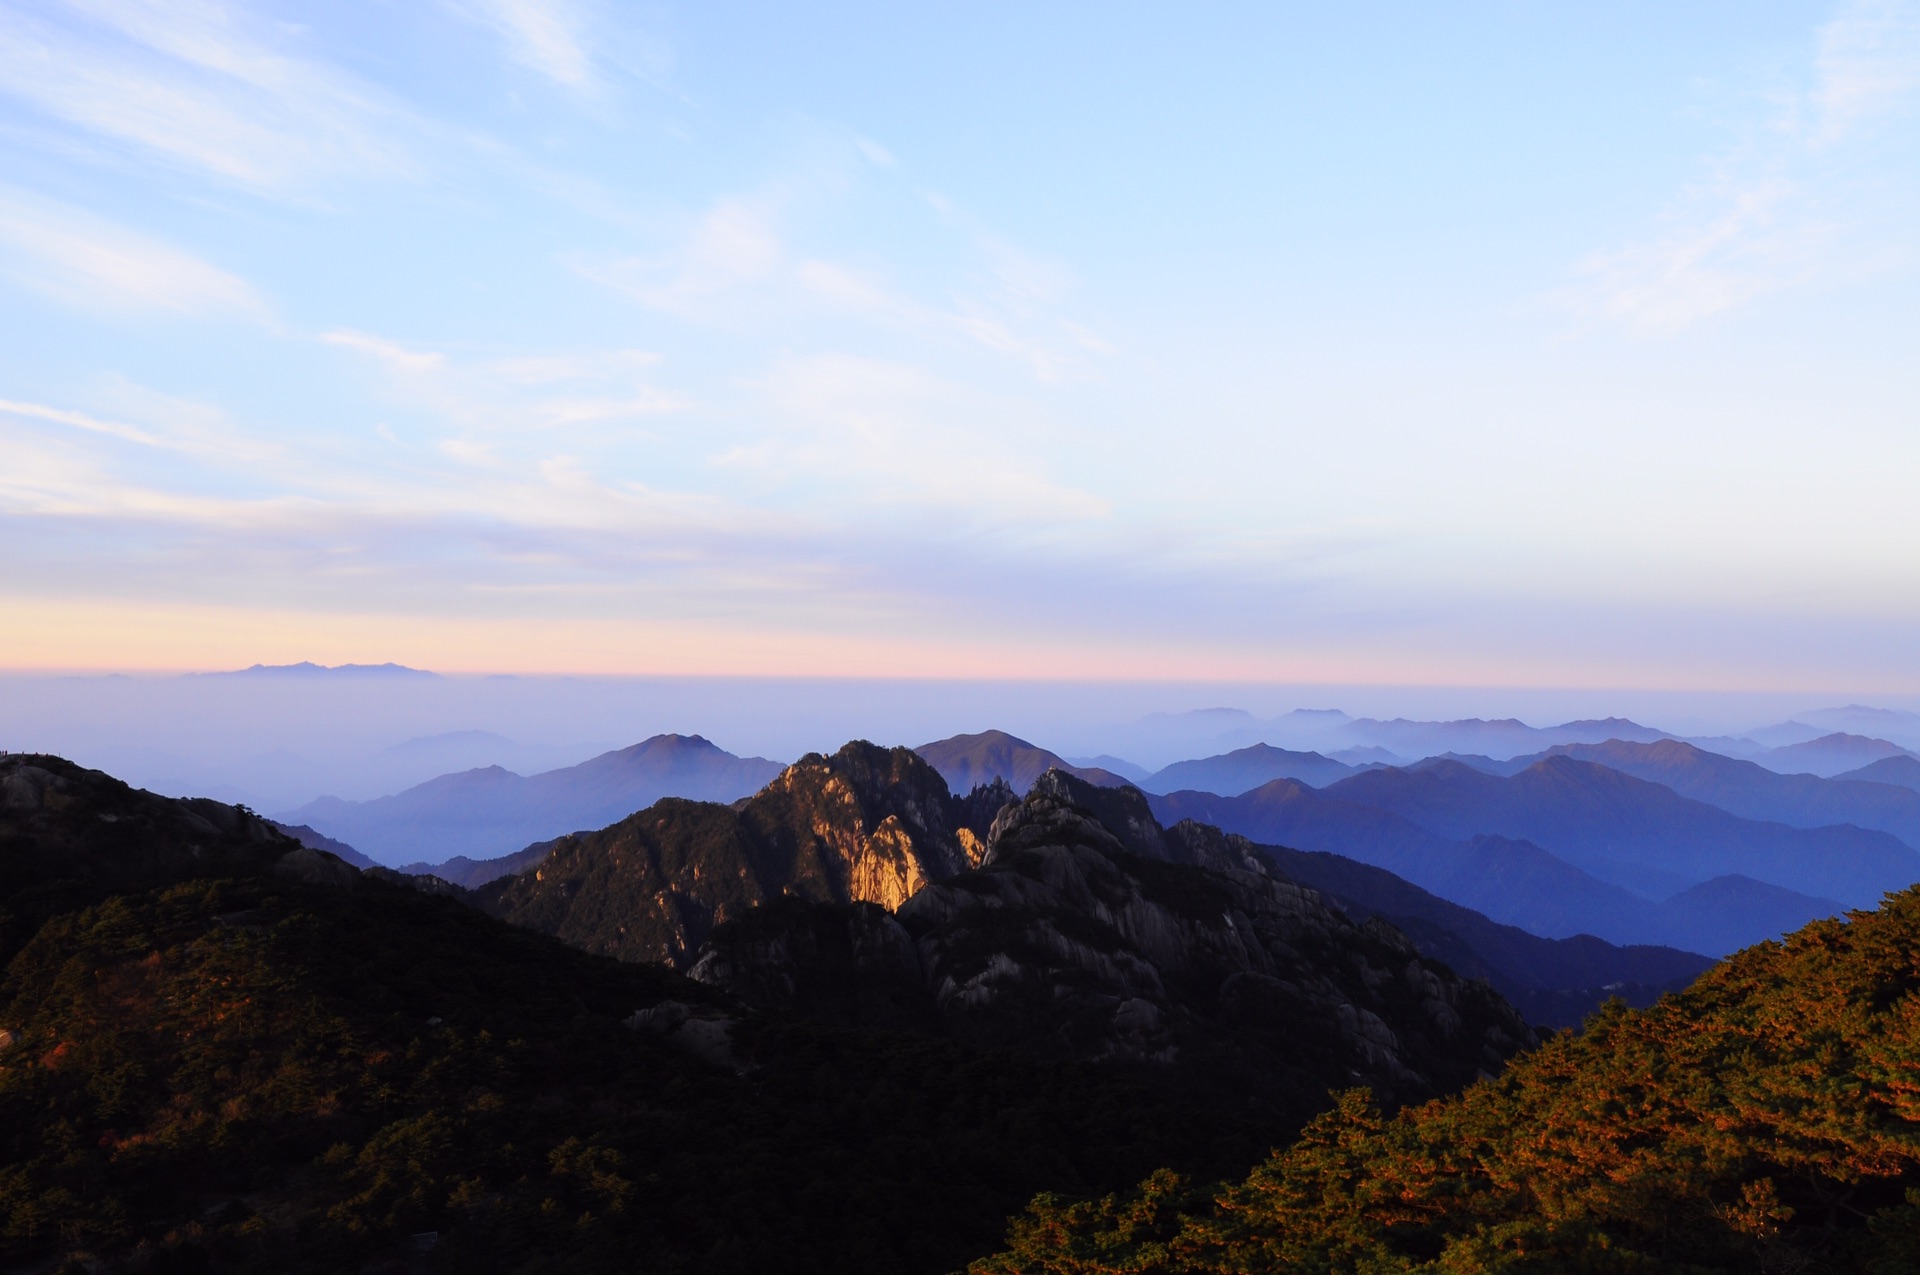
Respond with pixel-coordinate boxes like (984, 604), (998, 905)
(1, 0), (1918, 692)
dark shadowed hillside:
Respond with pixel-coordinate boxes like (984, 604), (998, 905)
(0, 755), (1336, 1275)
(974, 881), (1920, 1275)
(280, 733), (785, 864)
(267, 820), (378, 869)
(690, 770), (1534, 1115)
(0, 755), (355, 962)
(399, 839), (554, 887)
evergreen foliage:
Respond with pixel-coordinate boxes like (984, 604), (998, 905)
(973, 885), (1920, 1274)
(0, 873), (1290, 1273)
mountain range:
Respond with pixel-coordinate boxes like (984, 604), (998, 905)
(1319, 754), (1917, 903)
(279, 733), (784, 864)
(1094, 705), (1920, 776)
(1151, 775), (1853, 955)
(1543, 737), (1920, 847)
(13, 740), (1916, 1273)
(477, 744), (1704, 1027)
(0, 748), (1539, 1273)
(1, 753), (1313, 1273)
(267, 718), (1920, 967)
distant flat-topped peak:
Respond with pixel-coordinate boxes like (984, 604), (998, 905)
(204, 661), (439, 679)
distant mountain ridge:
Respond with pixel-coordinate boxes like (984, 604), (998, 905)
(1542, 737), (1920, 849)
(1840, 754), (1920, 791)
(280, 733), (785, 864)
(915, 730), (1130, 793)
(198, 660), (439, 679)
(1320, 754), (1918, 904)
(1757, 731), (1915, 777)
(1151, 776), (1850, 955)
(1251, 843), (1713, 1025)
(1102, 708), (1678, 769)
(1141, 743), (1359, 794)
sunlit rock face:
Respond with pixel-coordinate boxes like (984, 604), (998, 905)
(691, 769), (1536, 1116)
(742, 744), (976, 907)
(479, 741), (1015, 966)
(482, 748), (1531, 1115)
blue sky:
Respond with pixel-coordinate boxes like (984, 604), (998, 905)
(1, 1), (1916, 690)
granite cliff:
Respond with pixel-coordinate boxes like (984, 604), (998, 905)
(476, 741), (1011, 964)
(690, 770), (1535, 1116)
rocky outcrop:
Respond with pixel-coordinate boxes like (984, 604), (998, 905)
(692, 770), (1536, 1116)
(744, 744), (978, 907)
(478, 742), (1018, 966)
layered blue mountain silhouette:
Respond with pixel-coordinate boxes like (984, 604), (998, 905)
(1140, 743), (1363, 793)
(1541, 738), (1920, 847)
(279, 734), (784, 865)
(276, 709), (1920, 962)
(1839, 754), (1920, 791)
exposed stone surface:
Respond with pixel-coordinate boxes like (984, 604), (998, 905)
(692, 770), (1536, 1114)
(624, 998), (746, 1071)
(479, 742), (1016, 966)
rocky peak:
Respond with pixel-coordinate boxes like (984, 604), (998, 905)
(745, 740), (975, 909)
(482, 740), (1009, 966)
(694, 777), (1538, 1122)
(1014, 769), (1167, 857)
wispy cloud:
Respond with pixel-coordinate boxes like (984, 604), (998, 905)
(575, 164), (1114, 380)
(0, 0), (412, 197)
(452, 0), (598, 92)
(322, 330), (683, 435)
(0, 185), (263, 315)
(572, 196), (786, 317)
(722, 352), (1111, 522)
(0, 396), (163, 446)
(1813, 0), (1920, 141)
(1563, 0), (1920, 333)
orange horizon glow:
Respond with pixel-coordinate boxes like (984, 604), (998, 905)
(4, 595), (1916, 697)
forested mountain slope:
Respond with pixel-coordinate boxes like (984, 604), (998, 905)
(0, 754), (1399, 1274)
(974, 882), (1920, 1274)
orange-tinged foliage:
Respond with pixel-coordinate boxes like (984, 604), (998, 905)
(978, 886), (1920, 1274)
